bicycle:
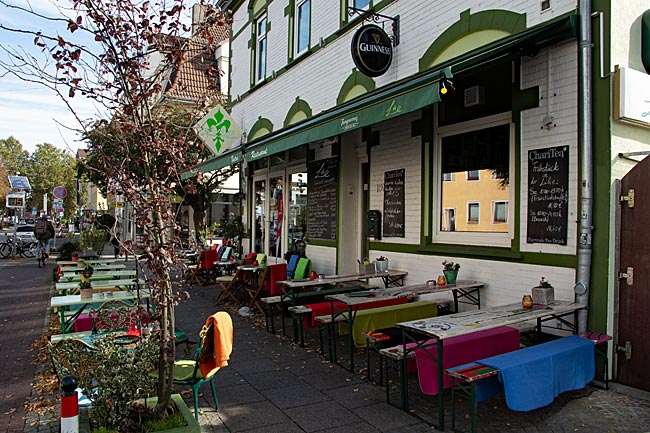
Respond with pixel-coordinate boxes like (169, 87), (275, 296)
(0, 236), (37, 259)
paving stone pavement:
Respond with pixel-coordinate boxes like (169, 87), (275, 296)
(3, 245), (650, 432)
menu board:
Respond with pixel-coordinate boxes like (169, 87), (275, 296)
(527, 146), (569, 245)
(307, 157), (339, 240)
(383, 168), (405, 237)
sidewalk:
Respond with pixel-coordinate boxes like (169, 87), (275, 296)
(11, 245), (650, 433)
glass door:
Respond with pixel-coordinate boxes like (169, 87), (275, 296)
(288, 171), (308, 253)
(267, 174), (284, 261)
(253, 177), (266, 254)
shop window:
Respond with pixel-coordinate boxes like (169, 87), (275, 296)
(255, 13), (268, 83)
(295, 0), (311, 55)
(435, 114), (513, 245)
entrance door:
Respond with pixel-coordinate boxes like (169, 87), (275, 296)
(253, 177), (266, 254)
(617, 155), (650, 391)
(267, 174), (284, 262)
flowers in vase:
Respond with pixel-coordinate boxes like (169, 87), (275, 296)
(442, 260), (460, 271)
(538, 277), (553, 288)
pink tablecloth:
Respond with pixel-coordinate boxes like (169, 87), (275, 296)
(414, 326), (520, 395)
(303, 296), (408, 328)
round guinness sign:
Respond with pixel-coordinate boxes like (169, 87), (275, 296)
(351, 24), (393, 77)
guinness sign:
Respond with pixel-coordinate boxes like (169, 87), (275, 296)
(351, 24), (393, 77)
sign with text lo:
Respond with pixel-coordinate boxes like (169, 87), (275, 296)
(193, 105), (243, 157)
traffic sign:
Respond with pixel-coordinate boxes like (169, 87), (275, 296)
(53, 186), (67, 199)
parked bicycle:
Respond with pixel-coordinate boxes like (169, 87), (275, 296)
(0, 235), (37, 259)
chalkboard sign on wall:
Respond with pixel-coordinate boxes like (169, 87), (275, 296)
(307, 157), (339, 240)
(526, 146), (569, 245)
(383, 168), (405, 237)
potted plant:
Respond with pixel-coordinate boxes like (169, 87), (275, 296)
(79, 267), (94, 299)
(532, 277), (555, 306)
(375, 256), (389, 273)
(442, 260), (461, 285)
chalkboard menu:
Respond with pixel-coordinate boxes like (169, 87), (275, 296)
(383, 168), (405, 237)
(527, 146), (569, 245)
(307, 157), (339, 240)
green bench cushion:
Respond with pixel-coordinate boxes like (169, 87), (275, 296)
(340, 300), (438, 347)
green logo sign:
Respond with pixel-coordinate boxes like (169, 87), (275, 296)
(193, 105), (243, 156)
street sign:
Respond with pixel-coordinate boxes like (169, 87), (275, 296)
(193, 104), (243, 157)
(53, 186), (67, 199)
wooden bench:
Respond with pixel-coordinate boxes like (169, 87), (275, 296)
(446, 335), (596, 433)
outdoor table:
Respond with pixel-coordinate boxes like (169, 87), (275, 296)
(55, 278), (144, 295)
(325, 280), (485, 372)
(276, 269), (408, 336)
(60, 264), (127, 274)
(213, 259), (239, 275)
(59, 270), (137, 283)
(395, 300), (587, 431)
(56, 260), (80, 266)
(51, 289), (151, 334)
(79, 258), (120, 265)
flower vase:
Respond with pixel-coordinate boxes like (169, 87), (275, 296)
(532, 286), (554, 306)
(375, 260), (388, 273)
(80, 287), (93, 299)
(443, 270), (458, 285)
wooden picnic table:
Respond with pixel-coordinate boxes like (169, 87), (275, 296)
(395, 300), (587, 430)
(51, 289), (151, 333)
(59, 263), (127, 274)
(58, 270), (137, 283)
(54, 278), (144, 295)
(325, 280), (485, 372)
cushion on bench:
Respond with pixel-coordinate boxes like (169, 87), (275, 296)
(415, 326), (520, 396)
(302, 296), (407, 328)
(339, 300), (438, 347)
(478, 335), (595, 411)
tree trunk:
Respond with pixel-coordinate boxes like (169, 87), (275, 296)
(193, 204), (206, 244)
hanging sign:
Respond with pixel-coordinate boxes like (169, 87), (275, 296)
(351, 24), (393, 77)
(193, 104), (243, 157)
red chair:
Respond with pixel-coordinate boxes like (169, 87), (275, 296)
(266, 263), (287, 296)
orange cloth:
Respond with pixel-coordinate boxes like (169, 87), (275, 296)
(199, 311), (233, 378)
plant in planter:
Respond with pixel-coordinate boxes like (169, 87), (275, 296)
(79, 267), (94, 299)
(375, 256), (389, 272)
(441, 260), (461, 285)
(532, 277), (555, 306)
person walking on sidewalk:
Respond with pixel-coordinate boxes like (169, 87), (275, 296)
(34, 215), (55, 259)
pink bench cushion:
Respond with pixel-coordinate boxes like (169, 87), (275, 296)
(414, 326), (520, 395)
(303, 296), (408, 328)
(73, 313), (93, 332)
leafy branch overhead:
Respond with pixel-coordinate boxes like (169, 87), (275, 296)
(0, 0), (232, 425)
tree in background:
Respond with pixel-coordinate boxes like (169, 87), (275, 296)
(0, 0), (230, 423)
(0, 137), (76, 218)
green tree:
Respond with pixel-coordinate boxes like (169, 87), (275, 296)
(23, 143), (76, 218)
(0, 136), (30, 174)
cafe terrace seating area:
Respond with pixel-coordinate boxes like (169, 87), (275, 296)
(48, 252), (607, 431)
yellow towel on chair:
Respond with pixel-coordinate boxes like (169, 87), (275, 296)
(200, 311), (233, 377)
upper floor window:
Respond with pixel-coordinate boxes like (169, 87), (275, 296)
(296, 0), (311, 55)
(352, 0), (371, 9)
(466, 170), (479, 181)
(255, 14), (268, 83)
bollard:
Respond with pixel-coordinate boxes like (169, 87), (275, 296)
(60, 375), (79, 433)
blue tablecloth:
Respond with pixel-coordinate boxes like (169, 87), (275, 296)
(479, 335), (595, 411)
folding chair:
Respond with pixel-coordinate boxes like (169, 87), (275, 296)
(216, 265), (250, 305)
(89, 300), (141, 335)
(245, 266), (270, 315)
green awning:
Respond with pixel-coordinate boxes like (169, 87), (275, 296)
(245, 69), (449, 162)
(180, 148), (242, 180)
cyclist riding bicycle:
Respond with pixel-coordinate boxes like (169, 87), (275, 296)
(34, 215), (55, 260)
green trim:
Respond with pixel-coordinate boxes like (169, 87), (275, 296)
(337, 69), (376, 105)
(180, 149), (243, 180)
(307, 239), (337, 247)
(248, 117), (274, 141)
(588, 0), (613, 332)
(283, 97), (313, 128)
(245, 67), (448, 161)
(419, 9), (527, 72)
(285, 2), (295, 63)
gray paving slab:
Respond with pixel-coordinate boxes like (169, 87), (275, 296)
(6, 242), (650, 433)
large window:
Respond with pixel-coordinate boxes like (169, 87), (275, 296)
(435, 114), (513, 245)
(255, 14), (267, 83)
(296, 0), (310, 55)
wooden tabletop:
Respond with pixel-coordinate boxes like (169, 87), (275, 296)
(278, 269), (408, 289)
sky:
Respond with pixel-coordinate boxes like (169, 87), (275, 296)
(0, 0), (196, 155)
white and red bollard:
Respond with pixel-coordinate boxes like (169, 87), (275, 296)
(60, 375), (79, 433)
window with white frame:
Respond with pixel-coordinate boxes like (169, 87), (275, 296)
(295, 0), (310, 55)
(435, 113), (513, 245)
(467, 202), (480, 224)
(493, 201), (508, 224)
(255, 14), (268, 83)
(351, 0), (371, 10)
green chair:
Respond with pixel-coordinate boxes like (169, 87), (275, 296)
(255, 253), (267, 265)
(173, 312), (233, 420)
(293, 258), (312, 280)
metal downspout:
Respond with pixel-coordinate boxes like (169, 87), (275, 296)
(575, 0), (593, 333)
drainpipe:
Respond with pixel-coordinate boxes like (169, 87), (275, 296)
(575, 0), (593, 333)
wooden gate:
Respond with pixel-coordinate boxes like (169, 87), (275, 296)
(617, 155), (650, 391)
